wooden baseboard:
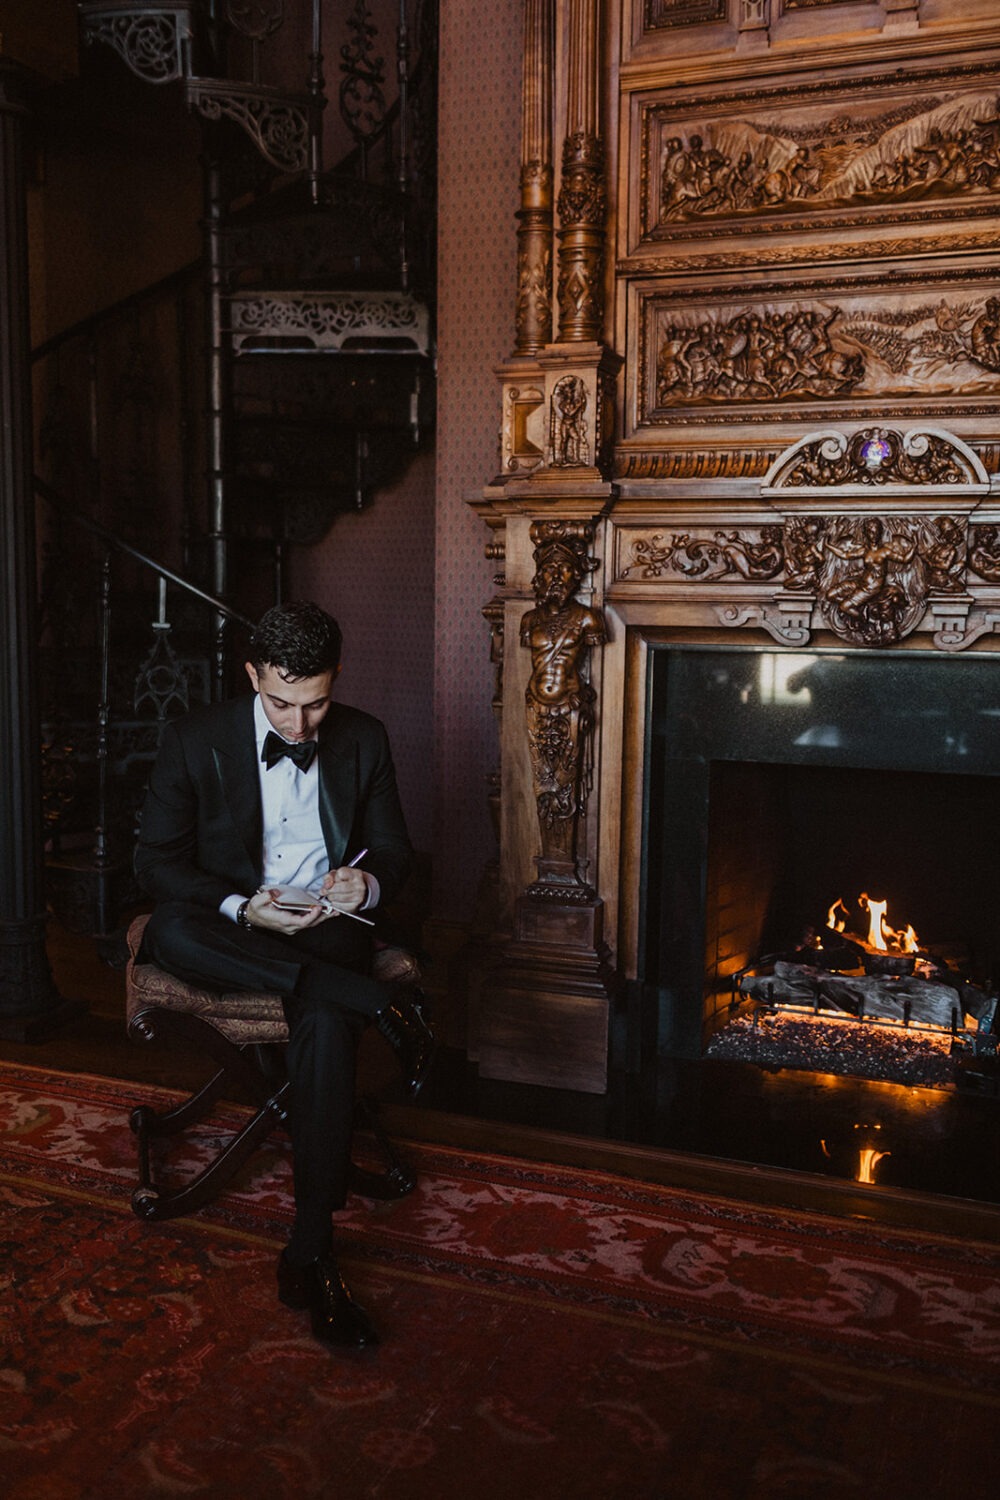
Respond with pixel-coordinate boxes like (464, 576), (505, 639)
(381, 1100), (1000, 1247)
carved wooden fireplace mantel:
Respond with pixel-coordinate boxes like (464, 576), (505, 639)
(472, 422), (1000, 1092)
(469, 1), (1000, 1094)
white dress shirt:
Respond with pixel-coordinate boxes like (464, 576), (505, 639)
(220, 694), (378, 920)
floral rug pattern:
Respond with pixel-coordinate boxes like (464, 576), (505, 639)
(1, 1060), (998, 1499)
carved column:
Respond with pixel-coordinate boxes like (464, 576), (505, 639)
(475, 516), (618, 1095)
(503, 0), (618, 488)
(556, 0), (604, 344)
(473, 0), (621, 1092)
(515, 0), (554, 357)
(0, 62), (82, 1038)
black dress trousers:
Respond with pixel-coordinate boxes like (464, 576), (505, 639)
(142, 901), (393, 1248)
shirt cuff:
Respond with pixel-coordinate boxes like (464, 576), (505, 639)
(221, 894), (246, 923)
(360, 873), (380, 911)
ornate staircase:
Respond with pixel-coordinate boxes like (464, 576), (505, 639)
(32, 1), (437, 936)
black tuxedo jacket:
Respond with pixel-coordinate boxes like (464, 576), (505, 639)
(135, 694), (412, 912)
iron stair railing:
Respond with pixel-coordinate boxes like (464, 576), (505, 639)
(35, 476), (254, 939)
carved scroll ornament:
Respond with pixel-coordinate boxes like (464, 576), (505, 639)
(80, 5), (191, 84)
(773, 427), (973, 488)
(521, 523), (606, 896)
(620, 527), (784, 582)
(617, 510), (970, 648)
(229, 291), (430, 354)
(186, 79), (310, 174)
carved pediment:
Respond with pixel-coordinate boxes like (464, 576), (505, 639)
(761, 426), (989, 492)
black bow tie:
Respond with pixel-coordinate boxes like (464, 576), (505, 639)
(262, 730), (317, 772)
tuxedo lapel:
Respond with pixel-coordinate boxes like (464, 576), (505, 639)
(210, 697), (264, 880)
(317, 710), (357, 868)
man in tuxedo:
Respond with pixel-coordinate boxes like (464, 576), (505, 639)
(135, 600), (433, 1350)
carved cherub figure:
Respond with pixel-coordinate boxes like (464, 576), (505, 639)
(826, 517), (915, 623)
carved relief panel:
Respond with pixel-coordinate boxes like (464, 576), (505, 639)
(629, 69), (1000, 256)
(631, 276), (1000, 434)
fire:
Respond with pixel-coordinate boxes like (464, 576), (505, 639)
(859, 893), (888, 951)
(827, 892), (920, 954)
(826, 898), (849, 934)
(856, 1148), (891, 1184)
(854, 1123), (890, 1184)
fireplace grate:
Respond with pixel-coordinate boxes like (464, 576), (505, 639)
(705, 955), (999, 1089)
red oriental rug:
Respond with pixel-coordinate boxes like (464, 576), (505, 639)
(1, 1059), (998, 1500)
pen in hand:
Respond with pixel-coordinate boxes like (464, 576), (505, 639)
(320, 847), (372, 923)
(321, 901), (374, 925)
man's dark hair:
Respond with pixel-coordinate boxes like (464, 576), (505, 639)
(248, 601), (342, 678)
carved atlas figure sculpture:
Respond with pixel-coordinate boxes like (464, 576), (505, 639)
(520, 524), (606, 893)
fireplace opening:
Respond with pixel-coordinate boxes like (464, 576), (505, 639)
(640, 645), (1000, 1084)
(703, 760), (999, 1084)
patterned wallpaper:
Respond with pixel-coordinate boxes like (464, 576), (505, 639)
(433, 0), (522, 919)
(292, 0), (522, 923)
(291, 449), (436, 853)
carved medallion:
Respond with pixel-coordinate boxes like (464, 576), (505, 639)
(788, 514), (968, 646)
(763, 425), (989, 491)
(772, 427), (973, 488)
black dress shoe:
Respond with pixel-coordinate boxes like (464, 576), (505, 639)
(375, 999), (435, 1095)
(277, 1250), (379, 1348)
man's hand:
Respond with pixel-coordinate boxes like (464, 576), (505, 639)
(245, 888), (328, 935)
(320, 865), (367, 914)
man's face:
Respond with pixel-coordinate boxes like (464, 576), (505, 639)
(537, 558), (578, 608)
(245, 661), (337, 742)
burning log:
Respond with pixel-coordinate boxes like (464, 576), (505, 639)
(819, 975), (962, 1029)
(740, 960), (966, 1030)
(740, 962), (821, 1008)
